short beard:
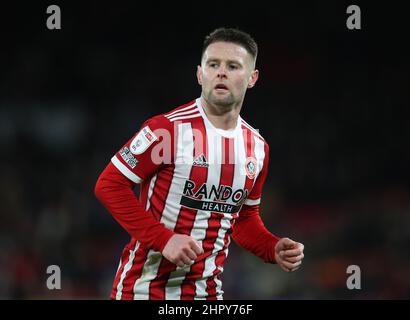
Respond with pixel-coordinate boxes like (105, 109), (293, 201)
(205, 91), (236, 110)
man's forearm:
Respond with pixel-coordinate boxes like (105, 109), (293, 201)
(232, 204), (280, 263)
(94, 162), (174, 252)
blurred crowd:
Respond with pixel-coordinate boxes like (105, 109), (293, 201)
(1, 2), (409, 299)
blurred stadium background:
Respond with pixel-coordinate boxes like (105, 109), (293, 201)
(1, 2), (409, 299)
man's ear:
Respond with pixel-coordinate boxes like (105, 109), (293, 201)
(196, 65), (202, 85)
(247, 69), (259, 89)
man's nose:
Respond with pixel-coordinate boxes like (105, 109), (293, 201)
(217, 66), (227, 78)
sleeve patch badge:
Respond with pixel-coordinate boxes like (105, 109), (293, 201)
(119, 146), (138, 168)
(130, 126), (158, 155)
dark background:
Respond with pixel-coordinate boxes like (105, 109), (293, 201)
(1, 1), (409, 299)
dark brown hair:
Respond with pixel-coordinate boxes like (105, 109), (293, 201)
(202, 27), (258, 60)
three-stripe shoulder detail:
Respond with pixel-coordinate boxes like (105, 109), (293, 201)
(164, 102), (201, 122)
(241, 119), (265, 142)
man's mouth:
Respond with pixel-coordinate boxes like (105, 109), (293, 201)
(214, 84), (229, 92)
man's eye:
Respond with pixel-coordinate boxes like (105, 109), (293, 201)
(229, 64), (238, 70)
(209, 63), (218, 68)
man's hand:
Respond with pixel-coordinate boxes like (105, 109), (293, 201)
(275, 238), (304, 272)
(162, 235), (204, 268)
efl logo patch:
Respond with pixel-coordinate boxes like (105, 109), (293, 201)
(245, 157), (257, 179)
(130, 126), (158, 155)
(143, 127), (155, 142)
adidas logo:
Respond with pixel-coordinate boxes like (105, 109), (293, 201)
(193, 154), (209, 167)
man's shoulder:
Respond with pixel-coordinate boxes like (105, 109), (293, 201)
(240, 117), (268, 145)
(145, 99), (201, 127)
(162, 99), (201, 123)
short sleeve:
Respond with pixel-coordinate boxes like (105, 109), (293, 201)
(244, 142), (269, 206)
(111, 115), (175, 184)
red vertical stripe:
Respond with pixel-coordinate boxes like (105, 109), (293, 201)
(242, 125), (257, 199)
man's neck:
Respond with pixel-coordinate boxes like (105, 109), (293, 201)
(200, 96), (242, 131)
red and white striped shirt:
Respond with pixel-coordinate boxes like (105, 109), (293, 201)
(98, 97), (277, 300)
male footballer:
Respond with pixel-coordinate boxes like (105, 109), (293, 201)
(95, 27), (305, 300)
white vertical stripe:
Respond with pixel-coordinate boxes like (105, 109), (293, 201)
(133, 123), (194, 299)
(234, 130), (248, 201)
(195, 279), (208, 299)
(116, 241), (140, 299)
(161, 123), (194, 230)
(145, 174), (157, 211)
(165, 285), (182, 300)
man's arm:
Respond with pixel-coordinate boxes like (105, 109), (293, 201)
(232, 139), (304, 271)
(232, 205), (304, 272)
(95, 115), (203, 266)
(231, 204), (279, 263)
(232, 140), (278, 262)
(94, 162), (175, 252)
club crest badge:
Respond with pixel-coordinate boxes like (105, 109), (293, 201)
(245, 157), (257, 179)
(130, 125), (158, 155)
